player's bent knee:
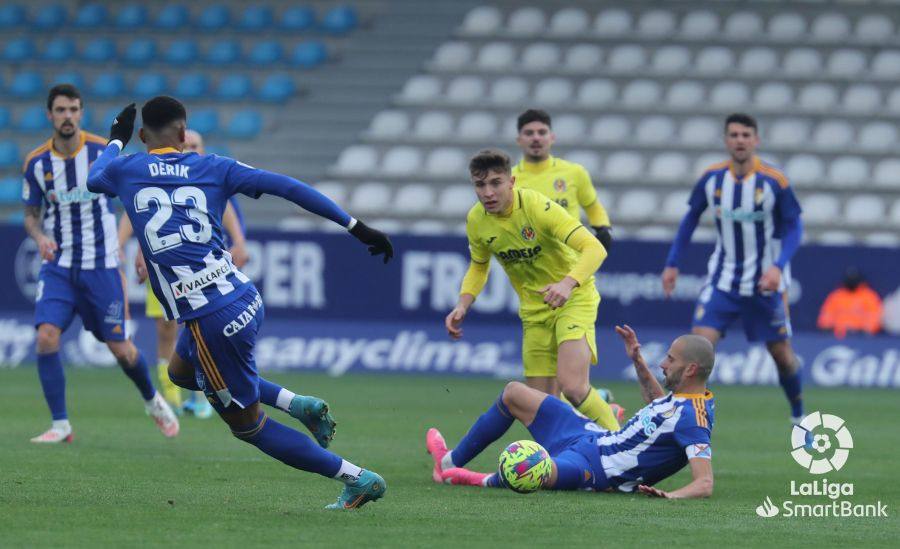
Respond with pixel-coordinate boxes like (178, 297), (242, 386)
(502, 381), (527, 405)
(35, 324), (61, 353)
(223, 403), (263, 434)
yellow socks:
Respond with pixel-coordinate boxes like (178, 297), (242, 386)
(575, 388), (620, 431)
(157, 361), (182, 409)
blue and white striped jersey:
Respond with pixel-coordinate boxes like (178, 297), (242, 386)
(689, 157), (802, 296)
(22, 132), (119, 269)
(597, 391), (714, 492)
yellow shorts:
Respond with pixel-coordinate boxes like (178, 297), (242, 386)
(520, 287), (600, 378)
(145, 284), (165, 319)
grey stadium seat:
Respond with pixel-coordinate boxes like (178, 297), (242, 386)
(438, 185), (476, 216)
(312, 181), (349, 205)
(350, 182), (393, 214)
(693, 153), (726, 176)
(432, 42), (473, 70)
(621, 80), (662, 107)
(533, 78), (574, 105)
(873, 159), (900, 188)
(827, 49), (867, 78)
(680, 10), (720, 39)
(368, 110), (410, 139)
(553, 114), (588, 144)
(414, 111), (454, 140)
(784, 155), (824, 187)
(618, 190), (660, 221)
(709, 81), (750, 109)
(446, 76), (486, 105)
(828, 156), (869, 188)
(425, 147), (467, 177)
(381, 146), (423, 176)
(871, 51), (900, 80)
(564, 44), (601, 72)
(740, 48), (779, 75)
(395, 184), (436, 215)
(842, 84), (881, 114)
(637, 9), (677, 37)
(723, 11), (764, 40)
(782, 48), (823, 76)
(649, 153), (690, 185)
(652, 46), (691, 75)
(858, 122), (898, 152)
(863, 232), (900, 247)
(607, 45), (647, 72)
(457, 112), (497, 141)
(460, 6), (502, 36)
(754, 82), (793, 111)
(812, 121), (854, 150)
(508, 7), (546, 36)
(887, 89), (900, 114)
(634, 226), (674, 242)
(604, 151), (644, 180)
(679, 117), (719, 146)
(566, 150), (602, 177)
(335, 145), (378, 175)
(798, 83), (838, 111)
(855, 14), (894, 43)
(549, 8), (590, 36)
(477, 42), (516, 70)
(815, 231), (855, 246)
(521, 43), (561, 72)
(577, 78), (617, 108)
(695, 47), (736, 75)
(590, 115), (631, 144)
(890, 199), (900, 225)
(407, 220), (450, 236)
(844, 195), (886, 227)
(811, 13), (851, 42)
(662, 190), (691, 221)
(594, 9), (631, 37)
(636, 116), (676, 145)
(401, 75), (442, 102)
(768, 13), (806, 41)
(768, 119), (810, 148)
(491, 77), (529, 104)
(667, 81), (706, 109)
(801, 193), (841, 224)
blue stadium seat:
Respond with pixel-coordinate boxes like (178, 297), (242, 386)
(82, 37), (116, 63)
(190, 109), (219, 135)
(258, 74), (296, 103)
(176, 73), (210, 99)
(9, 71), (43, 98)
(197, 5), (230, 31)
(204, 143), (230, 157)
(248, 40), (282, 65)
(92, 73), (126, 98)
(205, 40), (241, 65)
(116, 4), (147, 29)
(0, 107), (10, 130)
(290, 41), (327, 68)
(226, 110), (262, 139)
(320, 5), (358, 34)
(238, 5), (273, 30)
(133, 73), (167, 98)
(51, 71), (85, 90)
(164, 39), (198, 66)
(5, 211), (25, 223)
(101, 107), (123, 130)
(18, 106), (50, 132)
(32, 4), (67, 30)
(155, 4), (188, 29)
(42, 37), (75, 63)
(73, 3), (107, 28)
(281, 6), (315, 31)
(123, 38), (156, 65)
(0, 5), (25, 29)
(217, 75), (252, 101)
(0, 175), (21, 204)
(3, 37), (35, 62)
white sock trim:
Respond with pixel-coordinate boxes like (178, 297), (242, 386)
(334, 460), (363, 483)
(441, 450), (455, 471)
(52, 419), (71, 432)
(276, 388), (296, 412)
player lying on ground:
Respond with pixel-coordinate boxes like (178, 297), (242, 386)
(87, 98), (393, 509)
(427, 326), (715, 498)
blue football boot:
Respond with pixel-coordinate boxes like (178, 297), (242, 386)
(288, 395), (336, 448)
(325, 470), (386, 510)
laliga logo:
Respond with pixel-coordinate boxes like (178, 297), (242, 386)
(790, 411), (853, 474)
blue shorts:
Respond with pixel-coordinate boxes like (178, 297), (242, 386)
(527, 396), (608, 491)
(693, 286), (791, 343)
(175, 287), (264, 411)
(34, 263), (127, 342)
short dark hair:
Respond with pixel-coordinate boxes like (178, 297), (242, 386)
(469, 149), (511, 178)
(142, 96), (187, 131)
(47, 84), (82, 111)
(724, 113), (758, 133)
(517, 109), (552, 132)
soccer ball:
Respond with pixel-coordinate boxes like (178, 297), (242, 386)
(498, 440), (552, 493)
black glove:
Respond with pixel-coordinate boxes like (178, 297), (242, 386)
(109, 103), (136, 147)
(349, 220), (394, 264)
(592, 225), (613, 251)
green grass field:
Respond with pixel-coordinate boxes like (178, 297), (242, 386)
(0, 367), (897, 548)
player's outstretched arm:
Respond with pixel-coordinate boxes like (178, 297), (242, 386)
(638, 458), (713, 499)
(447, 260), (489, 339)
(615, 325), (665, 403)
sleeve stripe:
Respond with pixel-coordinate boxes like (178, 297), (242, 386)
(563, 225), (584, 244)
(759, 166), (790, 189)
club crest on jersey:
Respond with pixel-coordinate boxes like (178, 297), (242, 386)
(553, 178), (567, 192)
(755, 188), (765, 205)
(521, 226), (536, 241)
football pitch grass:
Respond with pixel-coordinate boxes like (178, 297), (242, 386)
(0, 368), (897, 548)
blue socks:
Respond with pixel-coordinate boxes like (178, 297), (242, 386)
(233, 413), (342, 478)
(450, 394), (514, 468)
(778, 368), (804, 420)
(37, 352), (67, 420)
(258, 378), (283, 408)
(121, 351), (156, 401)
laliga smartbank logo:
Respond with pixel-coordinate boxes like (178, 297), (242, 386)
(755, 412), (888, 519)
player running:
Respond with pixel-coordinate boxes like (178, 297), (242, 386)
(445, 149), (621, 432)
(661, 113), (806, 433)
(427, 326), (715, 499)
(22, 84), (179, 443)
(87, 97), (392, 510)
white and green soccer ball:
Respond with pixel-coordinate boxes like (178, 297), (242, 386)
(498, 440), (552, 493)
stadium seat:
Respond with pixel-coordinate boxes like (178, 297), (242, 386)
(768, 12), (806, 41)
(755, 82), (793, 111)
(431, 42), (473, 70)
(248, 40), (283, 65)
(576, 78), (616, 108)
(189, 109), (219, 135)
(9, 71), (43, 98)
(650, 153), (690, 185)
(217, 75), (252, 101)
(400, 75), (441, 102)
(617, 190), (659, 221)
(549, 8), (589, 36)
(407, 220), (448, 235)
(595, 189), (614, 212)
(604, 151), (643, 180)
(476, 42), (516, 70)
(553, 115), (587, 144)
(460, 6), (502, 36)
(155, 4), (187, 29)
(258, 74), (295, 103)
(197, 5), (230, 31)
(238, 5), (273, 30)
(425, 148), (466, 177)
(0, 141), (17, 169)
(829, 156), (869, 187)
(507, 7), (545, 36)
(621, 80), (661, 107)
(798, 83), (838, 111)
(92, 73), (125, 99)
(414, 111), (454, 140)
(842, 84), (881, 114)
(0, 106), (10, 130)
(812, 121), (854, 150)
(811, 13), (851, 42)
(0, 177), (21, 204)
(652, 46), (691, 74)
(782, 48), (823, 75)
(51, 71), (84, 91)
(381, 146), (422, 176)
(486, 77), (525, 105)
(873, 159), (900, 188)
(710, 81), (749, 109)
(205, 40), (241, 65)
(281, 6), (316, 31)
(855, 14), (893, 43)
(692, 227), (718, 243)
(871, 50), (900, 79)
(133, 73), (167, 98)
(115, 4), (146, 29)
(521, 43), (561, 72)
(662, 191), (691, 221)
(438, 185), (476, 216)
(740, 48), (778, 75)
(0, 5), (25, 29)
(290, 41), (327, 68)
(815, 231), (855, 245)
(858, 122), (897, 152)
(533, 78), (573, 105)
(73, 3), (107, 28)
(311, 181), (348, 204)
(680, 10), (720, 38)
(827, 49), (866, 77)
(33, 4), (67, 30)
(350, 182), (392, 214)
(593, 9), (631, 37)
(845, 195), (885, 227)
(458, 111), (496, 140)
(123, 39), (156, 65)
(82, 37), (116, 63)
(164, 39), (199, 66)
(607, 45), (646, 72)
(693, 153), (726, 176)
(636, 116), (675, 145)
(564, 44), (601, 72)
(863, 232), (900, 247)
(784, 155), (824, 186)
(637, 9), (676, 37)
(446, 76), (486, 105)
(723, 11), (763, 40)
(320, 5), (358, 34)
(890, 200), (900, 225)
(694, 47), (735, 74)
(368, 110), (410, 138)
(887, 89), (900, 114)
(203, 143), (230, 157)
(769, 119), (809, 148)
(335, 145), (378, 175)
(679, 117), (718, 146)
(41, 37), (74, 63)
(18, 106), (49, 132)
(802, 194), (841, 224)
(175, 73), (210, 99)
(3, 37), (35, 62)
(566, 150), (601, 177)
(226, 110), (262, 139)
(666, 81), (705, 108)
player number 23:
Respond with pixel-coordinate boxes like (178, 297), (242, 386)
(134, 186), (211, 254)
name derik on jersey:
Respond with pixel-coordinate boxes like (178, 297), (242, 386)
(149, 162), (190, 178)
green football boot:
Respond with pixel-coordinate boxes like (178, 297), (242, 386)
(325, 470), (386, 510)
(288, 395), (336, 448)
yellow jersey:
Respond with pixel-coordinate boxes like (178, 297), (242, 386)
(465, 188), (598, 317)
(512, 155), (610, 226)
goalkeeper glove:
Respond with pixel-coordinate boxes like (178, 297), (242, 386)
(592, 225), (612, 251)
(109, 103), (136, 148)
(349, 219), (394, 264)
